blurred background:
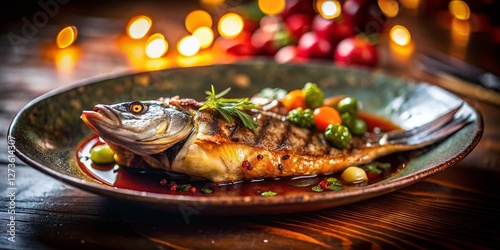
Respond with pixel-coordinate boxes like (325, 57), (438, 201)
(0, 0), (499, 94)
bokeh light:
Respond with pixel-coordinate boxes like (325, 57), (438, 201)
(199, 0), (225, 7)
(218, 13), (244, 39)
(451, 18), (470, 45)
(55, 46), (81, 74)
(56, 26), (77, 49)
(316, 0), (341, 19)
(390, 25), (411, 46)
(378, 0), (399, 18)
(258, 0), (285, 16)
(145, 33), (168, 59)
(127, 15), (152, 39)
(185, 10), (213, 33)
(399, 0), (419, 9)
(177, 35), (201, 56)
(192, 26), (214, 49)
(449, 0), (470, 21)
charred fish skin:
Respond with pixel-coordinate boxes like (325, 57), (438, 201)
(82, 99), (405, 183)
(169, 108), (404, 183)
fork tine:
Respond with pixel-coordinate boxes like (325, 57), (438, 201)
(365, 102), (463, 143)
(388, 115), (471, 146)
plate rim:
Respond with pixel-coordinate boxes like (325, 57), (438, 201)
(9, 62), (484, 213)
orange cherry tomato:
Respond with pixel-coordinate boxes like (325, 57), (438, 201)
(313, 106), (342, 131)
(282, 89), (307, 110)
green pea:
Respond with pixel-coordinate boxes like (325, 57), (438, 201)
(337, 97), (358, 115)
(324, 124), (352, 149)
(341, 112), (355, 128)
(90, 144), (115, 164)
(351, 118), (367, 136)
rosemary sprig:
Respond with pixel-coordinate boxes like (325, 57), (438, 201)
(199, 85), (259, 132)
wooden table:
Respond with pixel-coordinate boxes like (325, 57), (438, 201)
(1, 1), (499, 249)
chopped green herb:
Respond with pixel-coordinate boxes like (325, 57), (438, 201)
(327, 185), (342, 191)
(200, 85), (259, 132)
(312, 186), (324, 192)
(361, 162), (391, 175)
(326, 177), (340, 184)
(290, 182), (313, 188)
(176, 184), (191, 192)
(201, 188), (213, 194)
(261, 191), (277, 197)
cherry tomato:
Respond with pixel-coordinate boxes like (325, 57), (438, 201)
(313, 106), (342, 132)
(334, 36), (378, 68)
(282, 89), (307, 110)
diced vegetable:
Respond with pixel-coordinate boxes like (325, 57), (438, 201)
(282, 89), (307, 110)
(340, 166), (368, 184)
(287, 108), (315, 128)
(324, 124), (352, 149)
(90, 144), (115, 164)
(337, 97), (358, 115)
(302, 82), (324, 109)
(313, 106), (342, 132)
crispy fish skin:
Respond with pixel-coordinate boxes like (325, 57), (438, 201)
(83, 98), (410, 183)
(169, 109), (406, 183)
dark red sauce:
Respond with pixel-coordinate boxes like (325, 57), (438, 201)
(76, 113), (413, 197)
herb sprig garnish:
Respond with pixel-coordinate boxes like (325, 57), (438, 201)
(199, 85), (259, 132)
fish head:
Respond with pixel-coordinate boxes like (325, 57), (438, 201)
(81, 100), (194, 155)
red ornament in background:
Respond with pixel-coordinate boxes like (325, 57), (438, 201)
(334, 36), (378, 68)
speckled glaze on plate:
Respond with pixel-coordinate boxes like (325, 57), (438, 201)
(9, 61), (483, 215)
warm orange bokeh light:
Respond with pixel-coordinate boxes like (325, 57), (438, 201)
(449, 0), (470, 20)
(199, 0), (225, 7)
(390, 25), (411, 46)
(218, 13), (244, 39)
(145, 33), (168, 59)
(185, 10), (213, 33)
(258, 0), (286, 16)
(127, 15), (152, 39)
(399, 0), (419, 9)
(451, 18), (470, 46)
(316, 0), (342, 19)
(378, 0), (399, 18)
(56, 26), (77, 49)
(55, 46), (81, 74)
(192, 26), (214, 49)
(177, 35), (201, 56)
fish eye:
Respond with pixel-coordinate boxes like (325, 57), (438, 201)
(128, 101), (146, 115)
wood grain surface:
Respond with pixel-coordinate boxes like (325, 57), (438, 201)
(1, 1), (500, 249)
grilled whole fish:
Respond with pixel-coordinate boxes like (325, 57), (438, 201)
(81, 97), (410, 183)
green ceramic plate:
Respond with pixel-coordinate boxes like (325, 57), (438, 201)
(9, 61), (483, 215)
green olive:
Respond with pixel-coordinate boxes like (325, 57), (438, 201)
(337, 97), (358, 115)
(90, 144), (115, 164)
(324, 124), (352, 149)
(341, 166), (368, 184)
